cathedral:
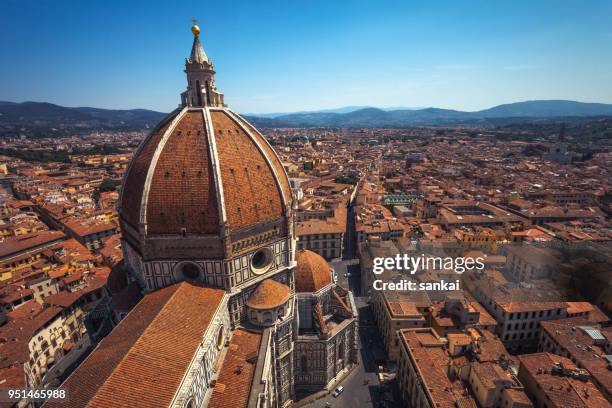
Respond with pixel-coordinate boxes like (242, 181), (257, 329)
(45, 23), (358, 408)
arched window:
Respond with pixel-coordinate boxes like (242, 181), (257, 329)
(263, 311), (273, 324)
(195, 80), (202, 106)
(250, 310), (258, 321)
(301, 355), (308, 373)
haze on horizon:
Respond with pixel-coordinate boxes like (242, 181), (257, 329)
(1, 0), (611, 114)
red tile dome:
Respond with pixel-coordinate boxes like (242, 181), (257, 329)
(295, 249), (333, 293)
(119, 108), (291, 236)
(245, 279), (291, 310)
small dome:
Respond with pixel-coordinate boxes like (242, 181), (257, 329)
(246, 279), (291, 310)
(295, 249), (332, 293)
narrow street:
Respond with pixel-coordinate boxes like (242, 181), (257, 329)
(302, 194), (395, 408)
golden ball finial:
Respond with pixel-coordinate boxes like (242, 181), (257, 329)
(191, 24), (200, 37)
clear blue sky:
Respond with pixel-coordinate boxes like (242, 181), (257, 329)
(1, 0), (611, 113)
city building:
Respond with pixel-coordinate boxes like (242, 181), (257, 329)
(538, 318), (612, 400)
(0, 275), (107, 389)
(294, 249), (358, 393)
(396, 327), (533, 408)
(517, 353), (610, 408)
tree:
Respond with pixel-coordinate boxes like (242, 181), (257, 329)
(99, 178), (120, 192)
(333, 173), (359, 185)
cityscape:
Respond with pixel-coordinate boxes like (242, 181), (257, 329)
(1, 3), (612, 408)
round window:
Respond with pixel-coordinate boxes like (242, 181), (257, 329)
(181, 263), (200, 280)
(251, 248), (273, 275)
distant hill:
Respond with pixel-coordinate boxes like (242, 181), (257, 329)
(476, 100), (612, 118)
(0, 101), (91, 123)
(244, 105), (423, 118)
(246, 100), (612, 128)
(0, 101), (166, 135)
(246, 106), (371, 118)
(2, 100), (612, 135)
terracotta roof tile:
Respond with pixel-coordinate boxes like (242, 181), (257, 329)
(235, 114), (291, 204)
(209, 329), (262, 408)
(146, 110), (219, 235)
(120, 111), (178, 229)
(120, 108), (289, 237)
(519, 352), (610, 408)
(44, 282), (225, 408)
(245, 279), (291, 310)
(295, 249), (332, 293)
(211, 110), (284, 230)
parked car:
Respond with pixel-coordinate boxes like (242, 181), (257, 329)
(332, 386), (344, 397)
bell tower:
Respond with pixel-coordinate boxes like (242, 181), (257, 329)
(181, 20), (225, 107)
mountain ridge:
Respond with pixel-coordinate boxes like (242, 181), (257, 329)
(245, 100), (612, 127)
(2, 100), (612, 132)
(0, 101), (166, 130)
(244, 105), (423, 118)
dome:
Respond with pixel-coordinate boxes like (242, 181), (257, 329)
(245, 279), (291, 310)
(119, 108), (291, 237)
(117, 24), (294, 294)
(295, 249), (333, 293)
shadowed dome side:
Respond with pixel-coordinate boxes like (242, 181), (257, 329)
(246, 279), (291, 310)
(295, 249), (333, 293)
(120, 110), (180, 229)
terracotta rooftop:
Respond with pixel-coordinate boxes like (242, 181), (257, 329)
(0, 230), (66, 260)
(5, 299), (42, 320)
(387, 300), (422, 318)
(399, 328), (474, 408)
(296, 217), (346, 235)
(62, 217), (116, 237)
(44, 281), (225, 408)
(208, 329), (263, 408)
(245, 278), (291, 310)
(0, 305), (64, 369)
(540, 318), (612, 397)
(295, 249), (332, 293)
(43, 276), (106, 308)
(471, 361), (511, 389)
(518, 352), (611, 408)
